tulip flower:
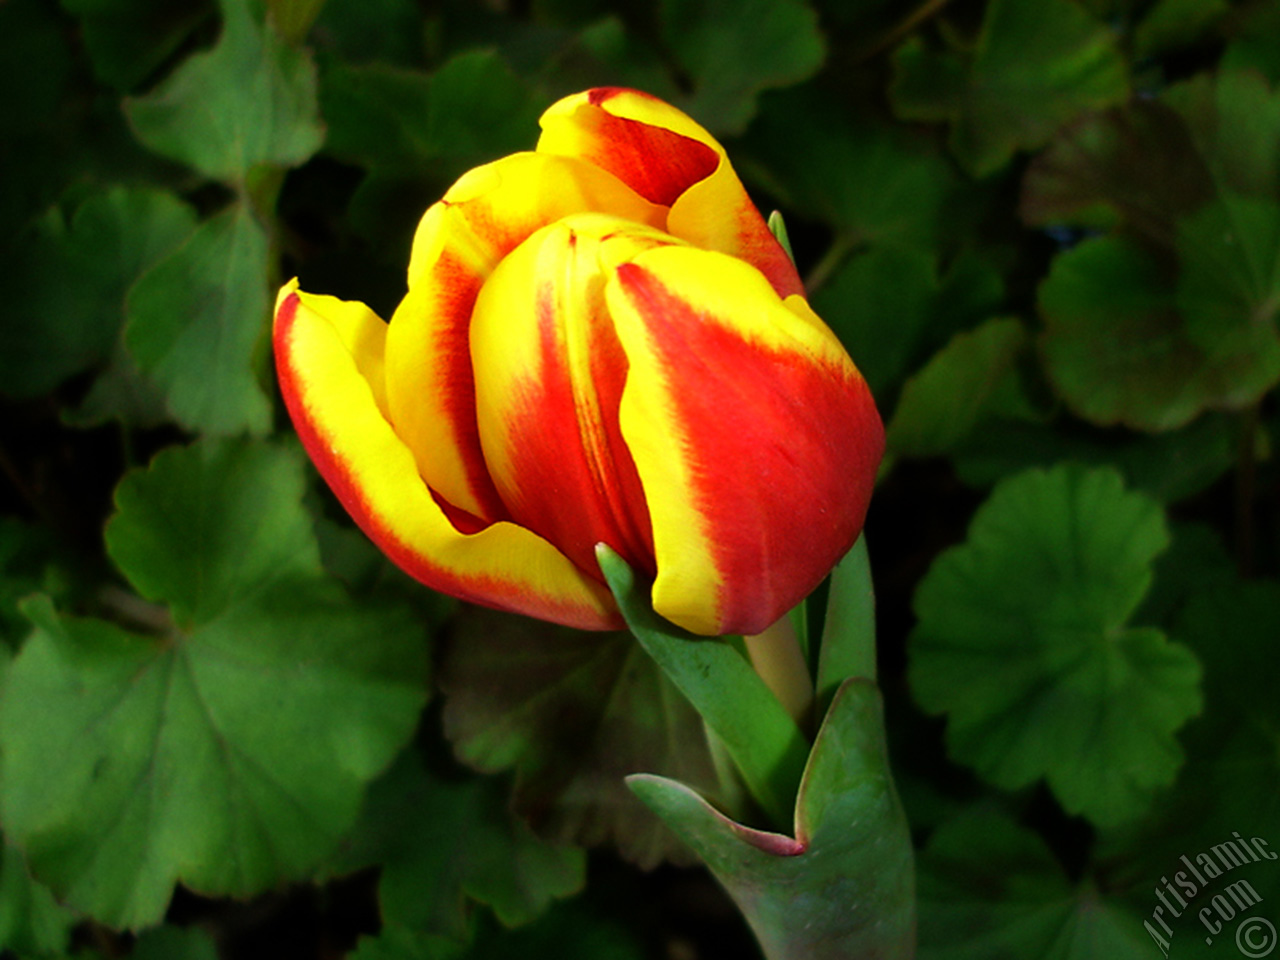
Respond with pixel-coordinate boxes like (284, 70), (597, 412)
(274, 87), (884, 637)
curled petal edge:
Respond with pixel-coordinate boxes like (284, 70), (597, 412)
(273, 280), (622, 631)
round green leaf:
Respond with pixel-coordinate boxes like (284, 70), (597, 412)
(0, 440), (427, 928)
(910, 464), (1202, 826)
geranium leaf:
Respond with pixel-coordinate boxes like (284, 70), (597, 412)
(0, 186), (197, 400)
(125, 202), (272, 435)
(887, 317), (1033, 459)
(343, 750), (584, 941)
(0, 440), (426, 929)
(910, 464), (1202, 826)
(890, 0), (1128, 177)
(124, 0), (323, 182)
(320, 49), (543, 181)
(918, 809), (1152, 960)
(1039, 236), (1280, 430)
(744, 85), (962, 248)
(439, 605), (721, 869)
(0, 837), (76, 958)
(658, 0), (824, 134)
(59, 0), (213, 92)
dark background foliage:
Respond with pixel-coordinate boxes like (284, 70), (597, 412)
(0, 0), (1277, 957)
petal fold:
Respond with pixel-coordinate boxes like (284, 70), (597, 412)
(537, 88), (804, 299)
(387, 152), (664, 521)
(605, 248), (884, 636)
(274, 282), (621, 630)
(469, 214), (669, 577)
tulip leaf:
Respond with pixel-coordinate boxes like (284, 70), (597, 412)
(887, 317), (1034, 460)
(917, 808), (1151, 960)
(889, 0), (1128, 177)
(439, 604), (721, 870)
(0, 838), (77, 958)
(0, 439), (427, 929)
(597, 546), (809, 830)
(341, 749), (585, 941)
(744, 85), (961, 248)
(0, 186), (197, 400)
(1040, 236), (1280, 431)
(629, 680), (914, 960)
(124, 0), (323, 183)
(126, 202), (272, 435)
(910, 464), (1202, 826)
(658, 0), (824, 134)
(59, 0), (214, 92)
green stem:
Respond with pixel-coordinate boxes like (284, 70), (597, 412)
(745, 616), (814, 731)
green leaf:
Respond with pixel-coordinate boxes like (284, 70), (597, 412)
(1166, 70), (1280, 202)
(320, 49), (544, 181)
(743, 85), (961, 248)
(1172, 579), (1280, 837)
(132, 925), (219, 960)
(59, 0), (214, 91)
(1176, 195), (1280, 358)
(348, 925), (466, 960)
(1021, 100), (1215, 246)
(0, 186), (197, 399)
(0, 440), (426, 928)
(629, 680), (915, 960)
(598, 547), (808, 830)
(815, 536), (875, 714)
(1039, 236), (1280, 430)
(1133, 0), (1230, 60)
(1222, 1), (1280, 84)
(125, 0), (323, 182)
(890, 0), (1128, 177)
(910, 464), (1202, 826)
(126, 202), (272, 435)
(887, 317), (1033, 459)
(811, 246), (1005, 405)
(658, 0), (824, 134)
(438, 605), (721, 870)
(343, 750), (585, 941)
(310, 0), (425, 66)
(0, 837), (76, 958)
(952, 413), (1238, 503)
(918, 808), (1151, 960)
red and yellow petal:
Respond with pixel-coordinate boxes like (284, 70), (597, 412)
(604, 248), (884, 637)
(386, 152), (664, 522)
(536, 88), (804, 299)
(469, 214), (668, 577)
(274, 280), (621, 630)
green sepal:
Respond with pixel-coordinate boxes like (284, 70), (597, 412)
(628, 679), (915, 960)
(766, 210), (795, 267)
(595, 545), (807, 828)
(816, 534), (875, 713)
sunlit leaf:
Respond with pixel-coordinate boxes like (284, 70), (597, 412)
(0, 440), (426, 928)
